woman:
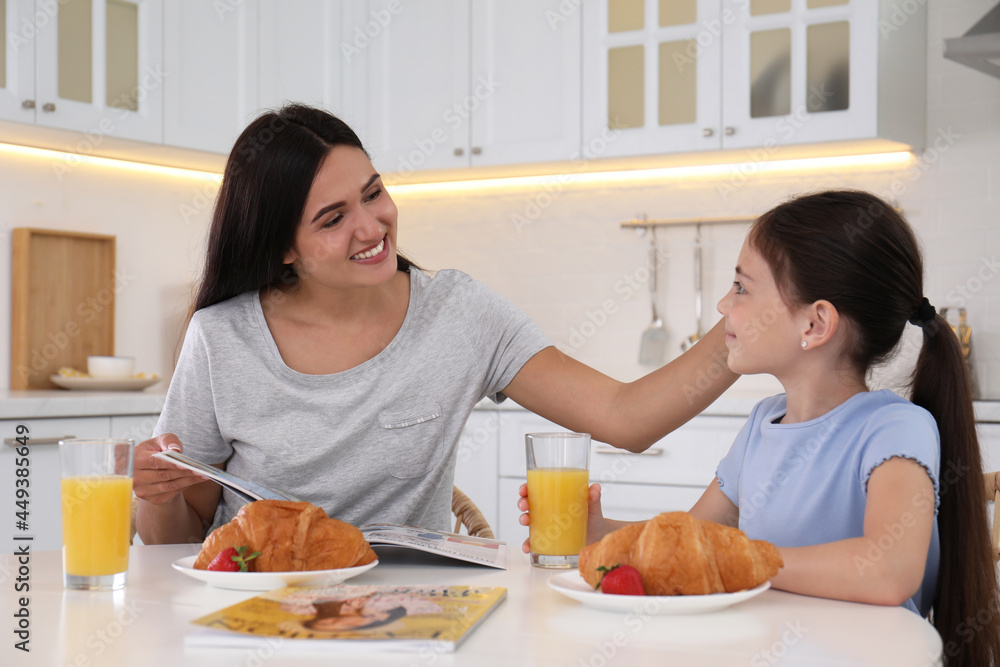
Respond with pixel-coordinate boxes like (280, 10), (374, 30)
(134, 104), (737, 545)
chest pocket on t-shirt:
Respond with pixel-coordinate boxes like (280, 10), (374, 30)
(377, 403), (445, 479)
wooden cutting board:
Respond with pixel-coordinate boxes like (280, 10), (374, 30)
(10, 228), (116, 390)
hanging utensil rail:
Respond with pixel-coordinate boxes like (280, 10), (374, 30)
(620, 215), (756, 229)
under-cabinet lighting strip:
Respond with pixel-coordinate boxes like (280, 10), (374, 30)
(0, 142), (914, 191)
(0, 142), (223, 181)
(385, 151), (915, 196)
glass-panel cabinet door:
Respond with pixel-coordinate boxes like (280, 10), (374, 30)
(0, 0), (36, 123)
(34, 0), (162, 142)
(583, 0), (722, 158)
(720, 0), (877, 149)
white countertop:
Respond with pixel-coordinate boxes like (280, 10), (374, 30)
(484, 394), (1000, 422)
(0, 389), (168, 419)
(1, 387), (998, 423)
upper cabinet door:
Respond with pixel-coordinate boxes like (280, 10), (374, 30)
(0, 0), (36, 123)
(163, 0), (259, 154)
(468, 0), (582, 168)
(583, 0), (723, 158)
(359, 0), (471, 174)
(32, 0), (163, 143)
(719, 0), (877, 149)
(258, 0), (344, 115)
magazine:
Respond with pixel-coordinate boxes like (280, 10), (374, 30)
(186, 584), (507, 653)
(362, 524), (508, 569)
(151, 450), (300, 503)
(153, 451), (509, 569)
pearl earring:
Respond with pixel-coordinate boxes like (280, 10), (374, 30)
(801, 340), (808, 349)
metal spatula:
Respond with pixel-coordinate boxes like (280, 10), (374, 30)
(639, 232), (668, 366)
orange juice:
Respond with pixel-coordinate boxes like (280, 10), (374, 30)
(527, 467), (589, 556)
(61, 476), (133, 576)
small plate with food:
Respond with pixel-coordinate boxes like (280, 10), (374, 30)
(173, 498), (380, 591)
(552, 511), (781, 614)
(172, 555), (378, 591)
(547, 571), (769, 614)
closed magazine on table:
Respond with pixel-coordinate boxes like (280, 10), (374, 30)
(187, 584), (507, 653)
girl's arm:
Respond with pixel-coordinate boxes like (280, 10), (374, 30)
(769, 457), (935, 606)
(503, 318), (737, 453)
(689, 478), (739, 527)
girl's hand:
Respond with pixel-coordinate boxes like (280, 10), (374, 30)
(517, 482), (606, 554)
(133, 434), (209, 505)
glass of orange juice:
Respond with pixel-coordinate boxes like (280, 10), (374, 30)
(526, 432), (591, 568)
(59, 438), (135, 590)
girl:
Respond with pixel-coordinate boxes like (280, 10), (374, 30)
(523, 190), (998, 665)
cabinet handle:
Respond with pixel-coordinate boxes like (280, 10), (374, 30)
(42, 103), (56, 112)
(453, 147), (464, 156)
(4, 435), (75, 447)
(724, 126), (735, 136)
(21, 100), (36, 110)
(471, 146), (482, 155)
(702, 128), (714, 137)
(594, 445), (663, 456)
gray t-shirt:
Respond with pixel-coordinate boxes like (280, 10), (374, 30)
(154, 269), (550, 532)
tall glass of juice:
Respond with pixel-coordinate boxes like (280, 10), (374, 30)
(525, 432), (591, 568)
(59, 438), (135, 590)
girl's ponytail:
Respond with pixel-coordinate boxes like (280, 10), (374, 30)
(911, 313), (1000, 666)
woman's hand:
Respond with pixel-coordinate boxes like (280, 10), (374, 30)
(517, 482), (607, 554)
(133, 434), (209, 505)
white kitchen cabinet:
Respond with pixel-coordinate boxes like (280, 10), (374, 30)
(582, 0), (925, 159)
(980, 423), (1000, 472)
(0, 0), (36, 123)
(356, 0), (581, 174)
(0, 410), (158, 554)
(258, 1), (358, 122)
(452, 409), (503, 535)
(0, 417), (112, 553)
(0, 0), (163, 143)
(163, 0), (259, 153)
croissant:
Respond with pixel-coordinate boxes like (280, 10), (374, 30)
(579, 512), (783, 595)
(193, 500), (377, 572)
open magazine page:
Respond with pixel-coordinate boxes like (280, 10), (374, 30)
(151, 450), (300, 502)
(361, 524), (509, 570)
(187, 584), (507, 653)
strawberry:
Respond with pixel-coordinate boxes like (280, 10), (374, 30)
(596, 564), (645, 596)
(207, 545), (261, 572)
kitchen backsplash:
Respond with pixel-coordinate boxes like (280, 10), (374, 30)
(0, 0), (997, 401)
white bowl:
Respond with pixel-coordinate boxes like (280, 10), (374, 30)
(87, 355), (135, 379)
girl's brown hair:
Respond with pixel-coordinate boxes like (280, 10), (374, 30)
(749, 190), (998, 667)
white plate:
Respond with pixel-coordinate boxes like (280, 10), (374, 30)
(171, 556), (379, 591)
(547, 572), (770, 614)
(50, 375), (162, 391)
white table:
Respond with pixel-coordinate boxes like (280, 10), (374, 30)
(2, 544), (942, 666)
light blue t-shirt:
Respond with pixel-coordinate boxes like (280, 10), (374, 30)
(716, 390), (940, 616)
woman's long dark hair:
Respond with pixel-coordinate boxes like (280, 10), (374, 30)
(194, 104), (417, 312)
(749, 190), (998, 667)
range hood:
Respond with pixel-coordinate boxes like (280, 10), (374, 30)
(944, 3), (1000, 79)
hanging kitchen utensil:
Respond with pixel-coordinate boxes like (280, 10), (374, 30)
(639, 229), (668, 366)
(681, 225), (705, 352)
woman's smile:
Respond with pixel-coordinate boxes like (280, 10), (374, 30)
(351, 237), (389, 263)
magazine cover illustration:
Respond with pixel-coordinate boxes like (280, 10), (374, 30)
(191, 584), (507, 648)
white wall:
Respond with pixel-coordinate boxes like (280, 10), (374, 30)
(1, 0), (998, 400)
(0, 157), (218, 390)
